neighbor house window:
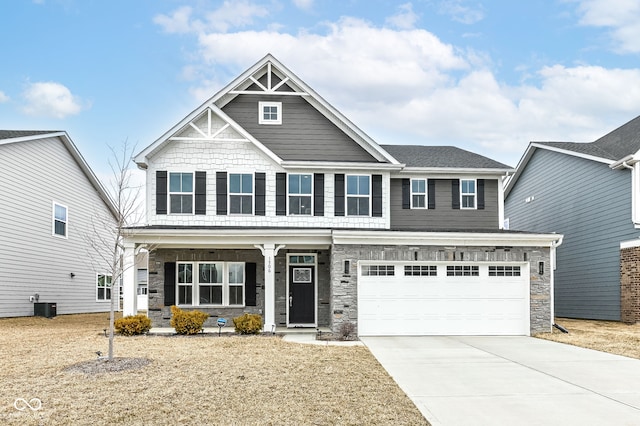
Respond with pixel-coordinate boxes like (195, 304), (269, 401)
(361, 265), (395, 276)
(137, 268), (148, 295)
(346, 175), (370, 216)
(411, 179), (426, 208)
(289, 174), (312, 215)
(169, 172), (194, 214)
(229, 173), (253, 214)
(461, 179), (476, 209)
(258, 101), (282, 125)
(178, 262), (245, 306)
(53, 203), (68, 237)
(97, 274), (112, 301)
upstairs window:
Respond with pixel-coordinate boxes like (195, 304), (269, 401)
(258, 101), (282, 125)
(289, 174), (312, 215)
(169, 172), (194, 214)
(229, 173), (253, 214)
(461, 179), (476, 209)
(346, 175), (370, 216)
(411, 179), (426, 208)
(53, 203), (68, 237)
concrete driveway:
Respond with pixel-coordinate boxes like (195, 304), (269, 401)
(361, 336), (640, 426)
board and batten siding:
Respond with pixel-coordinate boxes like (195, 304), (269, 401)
(505, 148), (637, 321)
(0, 137), (114, 317)
(222, 93), (379, 163)
(389, 178), (500, 230)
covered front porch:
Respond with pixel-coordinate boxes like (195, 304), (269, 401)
(122, 227), (333, 332)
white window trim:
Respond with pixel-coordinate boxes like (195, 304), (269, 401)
(228, 172), (254, 215)
(346, 174), (371, 217)
(410, 178), (427, 209)
(258, 101), (282, 125)
(52, 202), (68, 238)
(96, 273), (112, 302)
(287, 173), (313, 216)
(460, 178), (477, 210)
(168, 171), (195, 215)
(177, 261), (246, 307)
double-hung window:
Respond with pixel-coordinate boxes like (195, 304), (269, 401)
(169, 172), (194, 214)
(411, 179), (426, 208)
(461, 179), (476, 209)
(178, 262), (245, 306)
(97, 274), (112, 301)
(229, 173), (253, 214)
(258, 101), (282, 125)
(346, 175), (370, 216)
(53, 203), (68, 237)
(289, 174), (312, 215)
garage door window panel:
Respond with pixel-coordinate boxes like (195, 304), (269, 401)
(404, 265), (437, 276)
(489, 266), (521, 277)
(362, 265), (395, 276)
(446, 265), (479, 276)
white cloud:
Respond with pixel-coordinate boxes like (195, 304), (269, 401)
(22, 82), (88, 119)
(154, 1), (269, 34)
(574, 0), (640, 53)
(156, 8), (640, 166)
(386, 3), (419, 30)
(0, 91), (9, 103)
(292, 0), (314, 11)
(438, 0), (484, 25)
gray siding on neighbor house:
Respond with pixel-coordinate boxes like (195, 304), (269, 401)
(0, 137), (113, 317)
(505, 148), (638, 321)
(390, 178), (500, 230)
(222, 94), (379, 162)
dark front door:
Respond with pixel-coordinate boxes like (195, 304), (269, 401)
(289, 265), (315, 324)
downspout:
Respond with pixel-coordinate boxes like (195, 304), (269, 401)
(619, 160), (637, 225)
(550, 235), (564, 329)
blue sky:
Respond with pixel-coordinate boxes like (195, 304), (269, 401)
(2, 0), (640, 181)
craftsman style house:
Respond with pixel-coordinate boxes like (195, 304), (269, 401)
(505, 115), (640, 324)
(0, 131), (117, 317)
(123, 55), (562, 336)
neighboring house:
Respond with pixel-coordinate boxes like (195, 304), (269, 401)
(122, 54), (562, 336)
(0, 131), (118, 317)
(505, 115), (640, 324)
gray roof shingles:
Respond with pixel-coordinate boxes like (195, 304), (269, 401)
(0, 130), (60, 140)
(381, 144), (512, 169)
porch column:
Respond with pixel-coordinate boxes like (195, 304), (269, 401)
(122, 242), (137, 316)
(255, 243), (285, 332)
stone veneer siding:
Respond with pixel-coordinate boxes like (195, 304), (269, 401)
(329, 244), (553, 335)
(147, 248), (331, 328)
(620, 247), (640, 324)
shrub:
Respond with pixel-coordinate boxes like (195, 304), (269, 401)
(114, 314), (152, 336)
(233, 313), (263, 335)
(170, 306), (209, 335)
(338, 321), (356, 340)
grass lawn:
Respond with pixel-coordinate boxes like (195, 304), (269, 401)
(0, 313), (428, 426)
(536, 317), (640, 359)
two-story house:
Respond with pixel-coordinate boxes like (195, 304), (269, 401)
(0, 130), (118, 317)
(505, 115), (640, 324)
(123, 54), (562, 336)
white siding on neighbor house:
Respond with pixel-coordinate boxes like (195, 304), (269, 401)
(146, 125), (390, 229)
(0, 137), (114, 317)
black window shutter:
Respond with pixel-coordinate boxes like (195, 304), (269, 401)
(216, 172), (227, 215)
(334, 174), (345, 216)
(314, 173), (324, 216)
(164, 262), (176, 306)
(255, 173), (266, 216)
(195, 171), (206, 215)
(452, 179), (460, 210)
(372, 174), (383, 217)
(245, 262), (257, 307)
(156, 171), (167, 215)
(276, 173), (286, 216)
(427, 179), (436, 209)
(477, 179), (485, 210)
(401, 179), (410, 209)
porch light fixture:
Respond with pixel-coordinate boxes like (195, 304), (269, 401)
(70, 272), (75, 278)
(538, 261), (544, 276)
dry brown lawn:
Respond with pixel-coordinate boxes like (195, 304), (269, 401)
(0, 313), (428, 426)
(536, 317), (640, 359)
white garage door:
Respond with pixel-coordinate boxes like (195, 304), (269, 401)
(358, 262), (530, 336)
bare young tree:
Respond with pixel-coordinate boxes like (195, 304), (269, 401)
(86, 140), (143, 361)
